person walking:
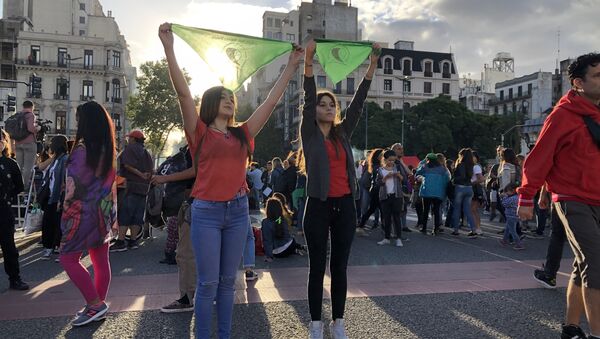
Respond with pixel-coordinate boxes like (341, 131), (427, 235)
(416, 153), (450, 235)
(299, 39), (379, 339)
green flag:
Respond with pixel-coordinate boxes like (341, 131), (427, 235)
(171, 24), (293, 92)
(315, 39), (373, 85)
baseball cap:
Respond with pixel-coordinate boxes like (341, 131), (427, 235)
(127, 129), (145, 140)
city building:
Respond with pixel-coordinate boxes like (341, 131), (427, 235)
(1, 0), (136, 143)
(489, 71), (553, 119)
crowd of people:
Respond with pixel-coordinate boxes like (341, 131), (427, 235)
(0, 25), (598, 339)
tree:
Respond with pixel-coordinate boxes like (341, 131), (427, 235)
(126, 59), (198, 159)
(237, 102), (284, 165)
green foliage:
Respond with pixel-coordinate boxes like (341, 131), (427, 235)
(350, 96), (521, 162)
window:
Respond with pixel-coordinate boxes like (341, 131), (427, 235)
(79, 3), (85, 10)
(403, 102), (411, 110)
(503, 104), (508, 115)
(267, 18), (273, 27)
(286, 33), (295, 42)
(56, 78), (68, 99)
(79, 30), (85, 36)
(317, 76), (326, 89)
(383, 101), (392, 111)
(274, 18), (281, 28)
(384, 58), (393, 74)
(112, 79), (121, 101)
(424, 61), (433, 77)
(105, 81), (110, 101)
(403, 80), (411, 93)
(55, 111), (66, 134)
(347, 78), (355, 94)
(106, 49), (111, 66)
(384, 79), (393, 92)
(84, 50), (93, 69)
(57, 48), (68, 67)
(79, 16), (85, 24)
(442, 83), (450, 95)
(290, 20), (294, 27)
(30, 45), (40, 65)
(113, 51), (121, 68)
(528, 83), (532, 95)
(509, 88), (513, 99)
(518, 85), (522, 97)
(424, 81), (432, 94)
(500, 90), (504, 100)
(403, 59), (412, 76)
(333, 81), (342, 94)
(266, 31), (273, 39)
(494, 106), (499, 114)
(274, 32), (282, 40)
(512, 102), (517, 113)
(442, 62), (451, 78)
(82, 80), (93, 99)
(322, 20), (326, 27)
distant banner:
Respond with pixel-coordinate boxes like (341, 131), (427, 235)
(172, 24), (293, 91)
(315, 39), (373, 85)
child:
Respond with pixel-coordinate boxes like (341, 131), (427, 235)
(261, 198), (306, 262)
(376, 150), (405, 246)
(499, 183), (525, 250)
(273, 192), (294, 232)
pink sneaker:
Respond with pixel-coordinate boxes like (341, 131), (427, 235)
(513, 243), (525, 250)
(498, 239), (509, 247)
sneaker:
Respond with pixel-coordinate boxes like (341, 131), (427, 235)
(109, 240), (128, 252)
(561, 324), (587, 339)
(309, 320), (324, 339)
(467, 232), (478, 238)
(533, 269), (556, 289)
(355, 227), (368, 237)
(395, 239), (404, 247)
(377, 238), (390, 245)
(245, 270), (259, 281)
(475, 229), (483, 235)
(127, 239), (139, 250)
(54, 258), (60, 263)
(161, 298), (194, 313)
(498, 239), (509, 247)
(41, 248), (53, 260)
(329, 319), (348, 339)
(9, 279), (29, 291)
(75, 305), (107, 321)
(513, 243), (525, 251)
(402, 227), (412, 233)
(71, 302), (109, 327)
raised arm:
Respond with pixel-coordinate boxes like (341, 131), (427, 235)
(341, 43), (380, 136)
(245, 45), (304, 138)
(159, 23), (198, 144)
(300, 40), (317, 140)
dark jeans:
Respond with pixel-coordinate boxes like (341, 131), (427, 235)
(42, 203), (62, 249)
(303, 195), (356, 321)
(535, 204), (549, 235)
(358, 189), (380, 228)
(380, 195), (403, 239)
(0, 206), (21, 281)
(273, 238), (303, 258)
(422, 197), (442, 231)
(544, 207), (566, 278)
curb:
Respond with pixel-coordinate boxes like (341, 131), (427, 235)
(0, 231), (41, 259)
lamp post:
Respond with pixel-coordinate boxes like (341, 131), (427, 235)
(65, 54), (82, 138)
(395, 75), (413, 146)
(501, 124), (526, 147)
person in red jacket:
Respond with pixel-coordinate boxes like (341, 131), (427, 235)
(517, 53), (600, 339)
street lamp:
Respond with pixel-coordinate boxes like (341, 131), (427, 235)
(66, 54), (82, 138)
(501, 124), (526, 147)
(395, 75), (413, 146)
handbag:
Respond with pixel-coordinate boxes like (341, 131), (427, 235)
(24, 203), (43, 235)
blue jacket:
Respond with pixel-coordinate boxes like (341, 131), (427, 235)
(416, 163), (450, 200)
(261, 218), (292, 258)
(48, 153), (68, 204)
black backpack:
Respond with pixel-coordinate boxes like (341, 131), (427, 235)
(157, 146), (194, 217)
(5, 112), (31, 141)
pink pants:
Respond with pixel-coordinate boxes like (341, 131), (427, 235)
(59, 243), (111, 304)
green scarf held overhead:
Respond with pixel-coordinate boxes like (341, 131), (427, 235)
(171, 24), (293, 92)
(315, 39), (373, 85)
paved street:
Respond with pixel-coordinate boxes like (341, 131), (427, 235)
(0, 211), (584, 338)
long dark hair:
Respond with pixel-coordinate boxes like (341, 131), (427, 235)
(74, 101), (116, 177)
(455, 148), (474, 178)
(266, 197), (285, 238)
(199, 86), (250, 158)
(501, 148), (518, 166)
(367, 148), (384, 174)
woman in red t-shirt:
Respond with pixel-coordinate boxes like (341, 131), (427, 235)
(299, 40), (379, 339)
(159, 23), (303, 339)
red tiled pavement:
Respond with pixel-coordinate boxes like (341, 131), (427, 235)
(0, 259), (572, 321)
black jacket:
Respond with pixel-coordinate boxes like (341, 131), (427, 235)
(0, 155), (24, 208)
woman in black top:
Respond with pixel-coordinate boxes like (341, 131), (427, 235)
(300, 40), (379, 339)
(0, 129), (29, 290)
(356, 148), (384, 232)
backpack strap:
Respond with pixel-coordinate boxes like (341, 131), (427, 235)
(583, 115), (600, 149)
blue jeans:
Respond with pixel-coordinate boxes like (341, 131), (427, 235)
(191, 196), (249, 339)
(452, 185), (476, 231)
(243, 221), (255, 268)
(503, 217), (521, 244)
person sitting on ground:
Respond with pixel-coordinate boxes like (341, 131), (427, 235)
(261, 198), (306, 262)
(273, 192), (294, 232)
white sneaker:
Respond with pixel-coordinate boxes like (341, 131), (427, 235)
(377, 238), (390, 245)
(41, 248), (52, 260)
(309, 320), (324, 339)
(329, 319), (349, 339)
(395, 239), (403, 247)
(475, 229), (483, 235)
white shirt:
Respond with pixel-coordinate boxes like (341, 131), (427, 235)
(380, 168), (396, 194)
(471, 164), (482, 183)
(247, 168), (264, 190)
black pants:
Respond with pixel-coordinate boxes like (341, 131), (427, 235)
(303, 195), (356, 321)
(380, 195), (403, 239)
(273, 238), (303, 258)
(544, 207), (566, 278)
(0, 206), (21, 282)
(358, 189), (380, 228)
(415, 198), (425, 226)
(42, 203), (62, 249)
(422, 197), (442, 231)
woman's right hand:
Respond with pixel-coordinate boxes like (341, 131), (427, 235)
(158, 22), (174, 50)
(305, 40), (316, 63)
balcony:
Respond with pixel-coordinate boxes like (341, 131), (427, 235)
(80, 95), (95, 101)
(442, 72), (451, 79)
(384, 68), (393, 75)
(112, 97), (122, 104)
(16, 59), (106, 71)
(54, 94), (68, 100)
(424, 71), (433, 77)
(26, 92), (42, 99)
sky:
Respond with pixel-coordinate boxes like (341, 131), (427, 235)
(99, 0), (599, 96)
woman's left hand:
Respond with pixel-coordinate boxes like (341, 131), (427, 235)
(288, 43), (305, 68)
(370, 43), (381, 64)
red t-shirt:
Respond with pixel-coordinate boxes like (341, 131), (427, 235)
(186, 120), (254, 201)
(325, 139), (350, 197)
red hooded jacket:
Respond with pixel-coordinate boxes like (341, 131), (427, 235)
(518, 90), (600, 207)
